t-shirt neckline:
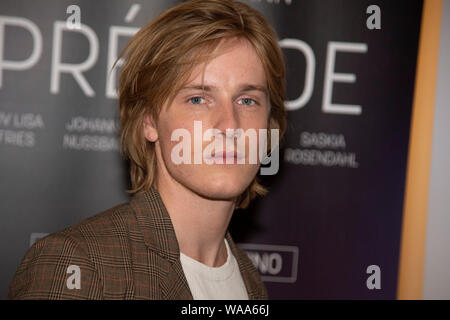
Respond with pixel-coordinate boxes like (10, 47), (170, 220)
(179, 238), (235, 281)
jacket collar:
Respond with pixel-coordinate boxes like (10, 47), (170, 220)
(130, 186), (265, 300)
(131, 186), (180, 263)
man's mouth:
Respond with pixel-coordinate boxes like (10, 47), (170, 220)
(207, 150), (245, 163)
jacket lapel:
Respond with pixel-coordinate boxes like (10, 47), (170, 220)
(130, 186), (193, 300)
(225, 231), (267, 300)
(131, 186), (266, 300)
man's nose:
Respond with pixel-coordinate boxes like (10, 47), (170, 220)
(214, 98), (240, 135)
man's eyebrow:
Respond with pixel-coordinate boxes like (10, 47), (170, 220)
(179, 83), (268, 95)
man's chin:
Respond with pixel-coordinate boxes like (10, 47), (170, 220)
(164, 164), (256, 202)
(189, 183), (246, 203)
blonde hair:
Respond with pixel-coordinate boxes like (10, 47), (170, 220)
(118, 0), (286, 208)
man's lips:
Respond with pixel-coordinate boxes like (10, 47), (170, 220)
(207, 150), (245, 162)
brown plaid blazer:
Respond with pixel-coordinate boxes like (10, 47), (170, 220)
(8, 187), (268, 300)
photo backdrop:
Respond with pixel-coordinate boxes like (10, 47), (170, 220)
(0, 0), (423, 299)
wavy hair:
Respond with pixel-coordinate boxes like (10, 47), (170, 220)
(118, 0), (286, 208)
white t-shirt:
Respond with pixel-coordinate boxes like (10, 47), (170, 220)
(179, 238), (249, 300)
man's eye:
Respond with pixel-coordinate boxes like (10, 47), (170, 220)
(188, 96), (206, 105)
(238, 98), (257, 106)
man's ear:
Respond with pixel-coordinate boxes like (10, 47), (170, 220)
(143, 113), (158, 142)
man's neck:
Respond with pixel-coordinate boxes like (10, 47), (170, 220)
(155, 174), (235, 268)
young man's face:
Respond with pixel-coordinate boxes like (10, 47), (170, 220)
(145, 37), (270, 202)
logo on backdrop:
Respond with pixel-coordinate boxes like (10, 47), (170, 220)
(29, 232), (49, 247)
(239, 243), (299, 283)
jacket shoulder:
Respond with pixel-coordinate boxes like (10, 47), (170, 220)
(8, 229), (103, 299)
(8, 202), (137, 300)
(59, 202), (134, 240)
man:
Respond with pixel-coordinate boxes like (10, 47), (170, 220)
(9, 0), (286, 300)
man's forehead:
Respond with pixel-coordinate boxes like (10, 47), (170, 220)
(181, 38), (265, 78)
